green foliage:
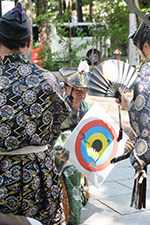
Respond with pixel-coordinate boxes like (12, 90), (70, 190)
(91, 0), (128, 57)
(40, 21), (111, 70)
(40, 44), (82, 71)
(63, 8), (71, 22)
(139, 0), (150, 8)
(32, 39), (41, 49)
(36, 12), (51, 21)
(141, 8), (150, 13)
(39, 46), (61, 71)
(40, 23), (99, 71)
(33, 0), (129, 67)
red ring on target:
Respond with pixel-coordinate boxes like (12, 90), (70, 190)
(75, 120), (118, 172)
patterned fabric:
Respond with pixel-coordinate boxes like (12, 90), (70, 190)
(62, 94), (91, 129)
(0, 53), (71, 224)
(62, 165), (82, 225)
(129, 56), (150, 167)
(54, 95), (91, 225)
(55, 94), (91, 146)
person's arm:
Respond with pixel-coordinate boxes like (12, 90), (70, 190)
(111, 89), (134, 164)
(52, 134), (64, 167)
(53, 131), (70, 175)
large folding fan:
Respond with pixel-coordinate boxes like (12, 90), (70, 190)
(88, 59), (139, 100)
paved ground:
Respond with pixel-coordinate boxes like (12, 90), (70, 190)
(53, 71), (150, 225)
(80, 94), (150, 225)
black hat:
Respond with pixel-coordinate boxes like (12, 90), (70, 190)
(59, 67), (90, 90)
(128, 12), (150, 48)
(0, 2), (31, 40)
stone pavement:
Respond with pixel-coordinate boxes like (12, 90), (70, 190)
(52, 70), (150, 225)
(80, 94), (150, 225)
(81, 160), (150, 225)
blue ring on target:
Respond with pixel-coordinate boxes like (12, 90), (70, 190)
(81, 126), (113, 165)
(75, 119), (118, 172)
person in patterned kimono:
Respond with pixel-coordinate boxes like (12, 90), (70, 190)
(116, 13), (150, 210)
(53, 63), (92, 225)
(0, 2), (70, 224)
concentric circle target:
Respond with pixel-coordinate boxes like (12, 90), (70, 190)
(75, 119), (118, 172)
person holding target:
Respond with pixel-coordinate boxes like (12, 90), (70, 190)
(115, 13), (150, 210)
(53, 61), (92, 225)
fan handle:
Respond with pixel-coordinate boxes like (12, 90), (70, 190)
(114, 90), (121, 102)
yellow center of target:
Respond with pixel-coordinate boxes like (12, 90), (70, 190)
(86, 133), (108, 160)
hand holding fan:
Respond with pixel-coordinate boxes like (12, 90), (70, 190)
(88, 59), (139, 101)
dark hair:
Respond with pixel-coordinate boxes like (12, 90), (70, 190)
(137, 27), (150, 50)
(64, 82), (70, 87)
(0, 34), (30, 50)
(130, 13), (150, 51)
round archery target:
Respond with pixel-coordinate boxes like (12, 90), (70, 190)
(86, 133), (108, 159)
(75, 119), (118, 172)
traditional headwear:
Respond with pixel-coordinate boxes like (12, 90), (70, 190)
(128, 12), (150, 48)
(59, 61), (90, 90)
(0, 2), (31, 40)
(59, 61), (91, 105)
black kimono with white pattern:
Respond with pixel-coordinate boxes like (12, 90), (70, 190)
(129, 57), (150, 167)
(0, 52), (70, 224)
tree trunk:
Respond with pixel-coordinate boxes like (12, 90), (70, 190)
(36, 0), (51, 49)
(27, 0), (32, 62)
(18, 0), (27, 12)
(63, 0), (66, 12)
(69, 0), (72, 13)
(89, 0), (93, 21)
(91, 24), (94, 69)
(17, 0), (32, 61)
(76, 0), (83, 22)
(59, 0), (63, 17)
(132, 0), (141, 26)
(69, 24), (72, 66)
(147, 0), (150, 7)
